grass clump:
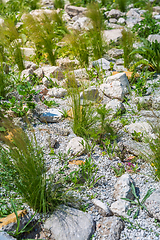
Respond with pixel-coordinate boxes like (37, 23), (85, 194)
(0, 118), (77, 213)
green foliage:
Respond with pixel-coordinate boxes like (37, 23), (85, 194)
(130, 39), (160, 73)
(0, 119), (77, 213)
(116, 0), (127, 12)
(121, 183), (155, 219)
(121, 29), (134, 68)
(0, 19), (25, 71)
(131, 130), (143, 142)
(111, 163), (125, 177)
(53, 0), (65, 9)
(43, 99), (59, 108)
(132, 11), (160, 38)
(23, 12), (67, 66)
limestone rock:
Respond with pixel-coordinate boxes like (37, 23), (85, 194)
(39, 108), (63, 123)
(100, 81), (126, 100)
(108, 9), (123, 18)
(125, 121), (154, 138)
(64, 4), (87, 18)
(92, 199), (113, 217)
(80, 86), (101, 102)
(34, 67), (44, 79)
(107, 48), (124, 58)
(113, 173), (134, 200)
(98, 216), (124, 240)
(106, 72), (130, 94)
(110, 199), (130, 218)
(92, 58), (110, 71)
(66, 137), (86, 156)
(145, 188), (160, 220)
(44, 205), (95, 240)
(103, 29), (122, 43)
(72, 17), (92, 31)
(42, 66), (64, 81)
(148, 34), (160, 43)
(0, 232), (16, 240)
(47, 87), (67, 98)
(20, 68), (34, 81)
(105, 99), (125, 114)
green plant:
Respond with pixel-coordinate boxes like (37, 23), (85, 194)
(111, 163), (126, 177)
(23, 12), (67, 66)
(53, 0), (65, 9)
(120, 117), (131, 126)
(0, 19), (25, 71)
(121, 29), (134, 68)
(121, 183), (155, 219)
(116, 0), (127, 12)
(7, 200), (37, 240)
(130, 39), (160, 73)
(132, 11), (160, 38)
(43, 99), (59, 108)
(0, 119), (77, 213)
(131, 130), (143, 142)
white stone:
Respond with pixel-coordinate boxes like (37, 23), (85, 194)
(125, 121), (153, 138)
(100, 81), (125, 100)
(42, 66), (64, 80)
(40, 108), (63, 123)
(117, 17), (125, 24)
(92, 58), (110, 70)
(110, 200), (130, 218)
(92, 199), (112, 217)
(80, 86), (101, 102)
(72, 17), (92, 31)
(145, 188), (160, 220)
(103, 29), (122, 43)
(148, 34), (160, 43)
(66, 137), (86, 156)
(48, 87), (67, 98)
(105, 99), (125, 114)
(108, 9), (123, 18)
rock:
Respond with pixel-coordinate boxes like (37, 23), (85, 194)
(20, 68), (34, 81)
(66, 137), (86, 156)
(125, 121), (154, 138)
(92, 199), (113, 217)
(152, 95), (160, 109)
(34, 67), (44, 79)
(56, 57), (79, 71)
(145, 188), (160, 220)
(105, 99), (125, 114)
(42, 66), (64, 81)
(30, 9), (55, 20)
(47, 87), (67, 98)
(110, 199), (130, 218)
(24, 61), (38, 70)
(72, 17), (92, 31)
(0, 17), (4, 25)
(154, 15), (160, 20)
(98, 216), (124, 240)
(80, 86), (101, 102)
(108, 9), (123, 18)
(126, 9), (141, 18)
(148, 34), (160, 43)
(0, 232), (16, 240)
(74, 68), (88, 79)
(153, 6), (160, 14)
(107, 48), (124, 58)
(64, 4), (87, 18)
(39, 108), (63, 123)
(117, 17), (125, 24)
(34, 85), (48, 95)
(103, 29), (122, 43)
(109, 18), (117, 23)
(126, 9), (142, 28)
(92, 58), (110, 71)
(106, 72), (130, 94)
(100, 81), (126, 100)
(43, 205), (95, 240)
(21, 47), (35, 58)
(113, 173), (135, 200)
(116, 59), (124, 65)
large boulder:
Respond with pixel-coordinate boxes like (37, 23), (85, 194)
(44, 205), (95, 240)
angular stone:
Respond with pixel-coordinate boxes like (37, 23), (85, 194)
(103, 29), (122, 43)
(107, 48), (124, 58)
(100, 81), (126, 100)
(80, 86), (101, 102)
(105, 99), (125, 114)
(145, 188), (160, 220)
(114, 173), (134, 200)
(108, 9), (123, 18)
(117, 17), (125, 24)
(110, 200), (130, 218)
(21, 47), (35, 58)
(42, 66), (64, 81)
(106, 72), (130, 94)
(153, 6), (160, 13)
(39, 108), (63, 123)
(20, 68), (34, 81)
(92, 199), (113, 217)
(56, 57), (79, 71)
(98, 216), (124, 240)
(125, 121), (154, 138)
(92, 58), (110, 71)
(0, 232), (16, 240)
(74, 68), (88, 79)
(44, 205), (95, 240)
(66, 137), (86, 156)
(72, 17), (92, 31)
(148, 34), (160, 43)
(64, 4), (87, 17)
(34, 67), (44, 79)
(48, 87), (67, 98)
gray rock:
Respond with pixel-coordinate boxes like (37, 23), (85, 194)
(116, 58), (124, 65)
(100, 81), (126, 100)
(110, 200), (130, 218)
(42, 66), (64, 81)
(103, 29), (122, 43)
(153, 6), (160, 13)
(44, 205), (95, 240)
(64, 4), (87, 17)
(74, 68), (88, 79)
(40, 108), (63, 123)
(0, 232), (16, 240)
(72, 17), (92, 31)
(66, 137), (86, 156)
(125, 121), (154, 139)
(92, 58), (110, 71)
(98, 216), (124, 240)
(21, 47), (35, 58)
(108, 9), (123, 18)
(92, 199), (113, 217)
(109, 18), (117, 23)
(106, 72), (130, 94)
(105, 99), (125, 114)
(34, 67), (44, 79)
(107, 48), (124, 58)
(152, 95), (160, 109)
(80, 86), (101, 102)
(114, 173), (135, 200)
(24, 60), (38, 70)
(145, 188), (160, 220)
(148, 34), (160, 43)
(20, 68), (34, 81)
(154, 15), (160, 20)
(117, 17), (125, 24)
(47, 87), (67, 98)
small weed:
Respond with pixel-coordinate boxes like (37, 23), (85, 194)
(43, 99), (59, 108)
(131, 130), (143, 142)
(111, 163), (125, 177)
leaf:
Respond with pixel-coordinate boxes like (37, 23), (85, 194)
(133, 208), (139, 219)
(141, 188), (155, 204)
(131, 183), (138, 199)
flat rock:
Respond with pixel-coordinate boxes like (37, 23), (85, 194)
(39, 108), (63, 123)
(107, 48), (124, 58)
(43, 205), (95, 240)
(108, 9), (123, 18)
(98, 216), (124, 240)
(125, 121), (154, 138)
